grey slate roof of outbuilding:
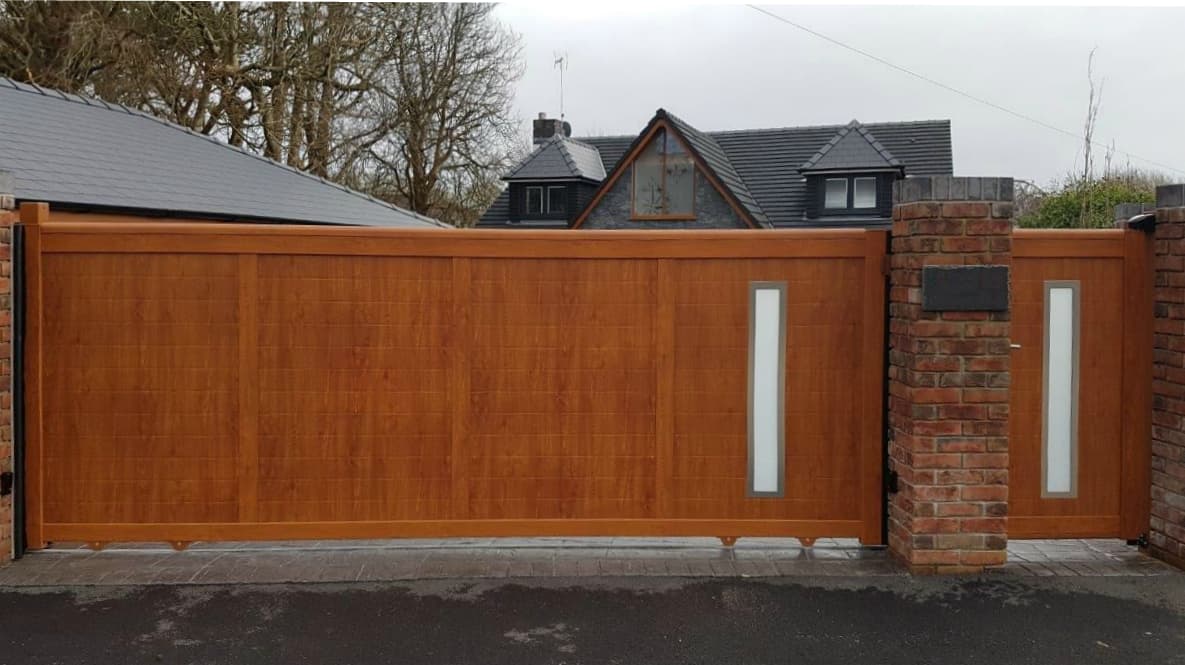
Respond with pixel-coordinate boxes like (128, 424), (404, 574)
(800, 120), (903, 172)
(479, 115), (952, 228)
(505, 135), (607, 182)
(0, 77), (442, 227)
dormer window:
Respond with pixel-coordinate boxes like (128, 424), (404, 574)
(526, 186), (544, 214)
(853, 177), (877, 208)
(547, 186), (566, 215)
(632, 128), (695, 219)
(524, 185), (567, 217)
(821, 175), (879, 211)
(824, 178), (848, 209)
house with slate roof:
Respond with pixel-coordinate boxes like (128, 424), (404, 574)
(478, 110), (953, 229)
(0, 77), (441, 228)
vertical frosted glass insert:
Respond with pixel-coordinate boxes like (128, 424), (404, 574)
(1043, 282), (1079, 497)
(749, 283), (786, 497)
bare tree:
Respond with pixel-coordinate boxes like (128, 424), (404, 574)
(0, 1), (523, 226)
(362, 3), (523, 220)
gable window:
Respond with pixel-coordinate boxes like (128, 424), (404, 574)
(547, 186), (566, 215)
(526, 186), (544, 215)
(824, 178), (848, 209)
(853, 177), (877, 208)
(633, 128), (695, 219)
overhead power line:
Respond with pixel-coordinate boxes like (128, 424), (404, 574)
(746, 4), (1185, 176)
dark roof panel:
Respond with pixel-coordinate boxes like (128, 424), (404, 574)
(662, 110), (769, 227)
(580, 119), (952, 227)
(0, 77), (441, 227)
(800, 120), (902, 172)
(504, 135), (607, 182)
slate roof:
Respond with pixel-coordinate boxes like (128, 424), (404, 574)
(661, 110), (769, 227)
(576, 119), (951, 228)
(0, 77), (442, 227)
(479, 114), (952, 229)
(505, 135), (607, 182)
(800, 120), (903, 172)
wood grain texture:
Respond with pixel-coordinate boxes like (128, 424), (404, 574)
(32, 216), (888, 544)
(860, 231), (888, 545)
(19, 203), (47, 548)
(42, 254), (240, 525)
(1119, 229), (1153, 539)
(1009, 231), (1143, 538)
(669, 258), (866, 522)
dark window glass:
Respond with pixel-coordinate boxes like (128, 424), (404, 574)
(547, 186), (566, 214)
(526, 186), (543, 214)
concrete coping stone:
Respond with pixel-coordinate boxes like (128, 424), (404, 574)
(894, 176), (1014, 204)
(1157, 184), (1185, 209)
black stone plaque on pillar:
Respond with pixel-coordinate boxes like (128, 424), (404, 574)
(921, 265), (1009, 312)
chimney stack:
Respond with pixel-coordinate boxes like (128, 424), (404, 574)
(533, 112), (572, 145)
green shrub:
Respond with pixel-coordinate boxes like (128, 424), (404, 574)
(1018, 178), (1156, 229)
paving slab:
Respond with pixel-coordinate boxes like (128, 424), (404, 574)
(0, 537), (1176, 586)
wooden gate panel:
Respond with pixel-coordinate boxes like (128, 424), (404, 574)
(467, 258), (658, 520)
(1010, 229), (1152, 539)
(670, 257), (866, 523)
(255, 255), (453, 523)
(26, 221), (887, 545)
(42, 254), (240, 525)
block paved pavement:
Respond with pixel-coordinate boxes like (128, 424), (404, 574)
(0, 537), (1176, 586)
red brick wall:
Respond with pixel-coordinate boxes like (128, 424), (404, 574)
(888, 177), (1014, 574)
(1151, 191), (1185, 569)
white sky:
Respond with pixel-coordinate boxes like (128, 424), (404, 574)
(494, 2), (1185, 188)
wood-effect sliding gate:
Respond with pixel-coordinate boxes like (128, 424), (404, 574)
(20, 209), (888, 548)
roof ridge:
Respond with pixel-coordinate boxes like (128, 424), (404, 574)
(551, 135), (581, 175)
(578, 118), (951, 143)
(851, 123), (902, 167)
(659, 110), (770, 226)
(0, 76), (444, 227)
(799, 119), (904, 172)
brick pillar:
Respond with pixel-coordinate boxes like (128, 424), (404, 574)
(1151, 183), (1185, 570)
(0, 173), (13, 565)
(888, 176), (1014, 574)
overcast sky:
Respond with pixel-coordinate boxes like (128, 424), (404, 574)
(493, 3), (1185, 188)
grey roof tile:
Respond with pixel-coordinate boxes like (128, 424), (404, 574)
(504, 135), (606, 181)
(800, 120), (903, 172)
(662, 110), (770, 227)
(0, 77), (441, 227)
(572, 118), (952, 228)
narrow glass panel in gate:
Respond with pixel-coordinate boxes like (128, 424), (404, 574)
(748, 282), (787, 497)
(1043, 281), (1080, 497)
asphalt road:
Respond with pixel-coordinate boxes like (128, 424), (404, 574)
(1, 575), (1183, 665)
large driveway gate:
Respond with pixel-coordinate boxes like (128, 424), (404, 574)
(21, 215), (888, 548)
(1008, 228), (1152, 539)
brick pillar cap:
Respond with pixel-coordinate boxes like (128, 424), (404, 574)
(893, 176), (1014, 204)
(0, 171), (11, 196)
(1157, 184), (1185, 209)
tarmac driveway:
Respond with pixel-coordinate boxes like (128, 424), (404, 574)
(1, 575), (1183, 665)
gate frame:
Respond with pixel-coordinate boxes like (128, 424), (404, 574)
(17, 205), (888, 549)
(1006, 228), (1152, 540)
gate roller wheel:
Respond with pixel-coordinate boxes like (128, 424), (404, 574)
(718, 536), (738, 547)
(799, 537), (816, 547)
(168, 541), (192, 552)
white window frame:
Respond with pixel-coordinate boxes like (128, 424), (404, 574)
(824, 178), (848, 209)
(546, 186), (567, 215)
(853, 177), (877, 209)
(525, 186), (544, 215)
